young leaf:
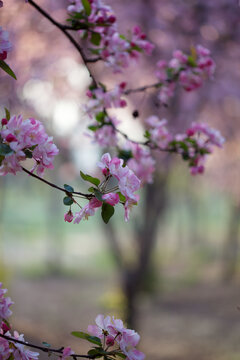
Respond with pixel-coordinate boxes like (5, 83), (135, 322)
(101, 203), (114, 224)
(71, 331), (102, 346)
(91, 32), (101, 46)
(81, 0), (91, 16)
(88, 125), (99, 132)
(114, 353), (127, 359)
(42, 342), (51, 348)
(88, 186), (95, 193)
(64, 184), (74, 193)
(117, 192), (126, 203)
(88, 349), (104, 358)
(95, 112), (105, 123)
(80, 171), (100, 186)
(4, 107), (10, 121)
(0, 60), (17, 80)
(63, 196), (74, 206)
(0, 144), (13, 156)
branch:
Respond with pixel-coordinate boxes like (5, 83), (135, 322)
(21, 167), (92, 198)
(124, 81), (162, 95)
(27, 0), (98, 87)
(0, 334), (94, 359)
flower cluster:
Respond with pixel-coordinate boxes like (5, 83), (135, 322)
(88, 314), (145, 360)
(156, 45), (215, 104)
(0, 115), (59, 176)
(0, 283), (40, 360)
(145, 116), (225, 175)
(67, 0), (154, 72)
(85, 82), (127, 116)
(64, 153), (140, 223)
(126, 143), (156, 185)
(0, 27), (12, 60)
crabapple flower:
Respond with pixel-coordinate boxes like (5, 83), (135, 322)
(155, 45), (215, 104)
(146, 116), (173, 149)
(0, 283), (13, 322)
(9, 332), (39, 360)
(127, 144), (156, 185)
(57, 347), (74, 360)
(0, 336), (11, 360)
(88, 314), (145, 360)
(64, 210), (74, 223)
(73, 197), (102, 224)
(0, 115), (59, 176)
(0, 27), (12, 61)
(102, 193), (120, 206)
(85, 83), (127, 116)
(67, 1), (154, 72)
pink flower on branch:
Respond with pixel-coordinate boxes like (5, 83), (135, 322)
(0, 27), (12, 61)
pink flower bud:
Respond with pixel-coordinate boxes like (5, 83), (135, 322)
(64, 210), (74, 223)
(1, 118), (7, 126)
(6, 133), (17, 142)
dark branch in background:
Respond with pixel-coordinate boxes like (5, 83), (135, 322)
(0, 334), (94, 359)
(27, 0), (98, 87)
(124, 82), (162, 95)
(21, 167), (92, 198)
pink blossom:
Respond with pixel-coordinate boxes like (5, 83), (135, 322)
(0, 336), (11, 360)
(73, 197), (102, 224)
(88, 315), (145, 360)
(58, 347), (74, 360)
(0, 27), (12, 61)
(127, 144), (155, 185)
(0, 115), (59, 177)
(10, 331), (39, 360)
(102, 193), (120, 206)
(64, 211), (74, 223)
(0, 283), (13, 322)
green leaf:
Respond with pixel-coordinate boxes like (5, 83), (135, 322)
(63, 196), (74, 206)
(87, 349), (104, 358)
(114, 352), (127, 359)
(81, 0), (91, 16)
(88, 186), (95, 193)
(101, 203), (114, 224)
(64, 184), (74, 193)
(117, 192), (126, 203)
(0, 155), (4, 166)
(0, 144), (14, 156)
(42, 342), (51, 348)
(4, 107), (10, 121)
(80, 171), (100, 186)
(24, 149), (33, 158)
(187, 55), (197, 67)
(144, 130), (150, 139)
(94, 189), (103, 202)
(0, 60), (17, 80)
(88, 125), (99, 132)
(95, 112), (105, 123)
(90, 32), (101, 46)
(118, 149), (132, 162)
(71, 331), (102, 346)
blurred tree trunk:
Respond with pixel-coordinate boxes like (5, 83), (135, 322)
(123, 174), (168, 327)
(222, 202), (240, 282)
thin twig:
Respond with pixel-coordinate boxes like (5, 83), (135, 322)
(27, 0), (98, 86)
(0, 334), (94, 359)
(21, 167), (92, 198)
(124, 81), (161, 95)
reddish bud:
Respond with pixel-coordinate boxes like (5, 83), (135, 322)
(6, 133), (17, 142)
(1, 118), (8, 126)
(108, 15), (116, 23)
(0, 51), (7, 61)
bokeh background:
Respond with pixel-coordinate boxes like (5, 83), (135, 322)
(1, 0), (240, 359)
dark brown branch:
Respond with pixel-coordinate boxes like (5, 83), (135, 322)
(21, 167), (92, 198)
(0, 334), (94, 359)
(124, 82), (161, 95)
(27, 0), (98, 87)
